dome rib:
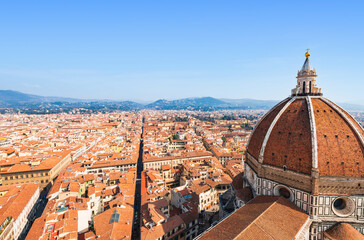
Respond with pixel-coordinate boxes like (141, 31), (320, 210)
(306, 96), (318, 170)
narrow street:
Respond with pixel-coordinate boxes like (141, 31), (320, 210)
(18, 187), (50, 240)
(132, 117), (144, 240)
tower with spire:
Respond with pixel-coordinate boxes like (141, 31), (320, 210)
(291, 49), (322, 96)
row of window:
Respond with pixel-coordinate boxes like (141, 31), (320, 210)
(164, 224), (184, 239)
(4, 179), (48, 185)
(3, 172), (48, 180)
(147, 160), (184, 168)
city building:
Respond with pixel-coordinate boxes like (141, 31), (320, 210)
(0, 183), (40, 240)
(0, 150), (72, 189)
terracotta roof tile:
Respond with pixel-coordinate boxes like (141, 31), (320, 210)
(248, 98), (289, 160)
(264, 99), (312, 174)
(323, 222), (364, 240)
(312, 98), (364, 177)
(199, 196), (309, 240)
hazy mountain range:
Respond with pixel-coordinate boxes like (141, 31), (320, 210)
(0, 90), (363, 111)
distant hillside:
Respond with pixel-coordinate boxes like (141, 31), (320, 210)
(220, 98), (279, 110)
(0, 90), (42, 107)
(0, 90), (82, 107)
(145, 97), (280, 110)
(0, 90), (143, 111)
(0, 90), (363, 112)
(146, 97), (230, 110)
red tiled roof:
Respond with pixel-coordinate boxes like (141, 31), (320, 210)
(199, 196), (309, 240)
(323, 223), (364, 240)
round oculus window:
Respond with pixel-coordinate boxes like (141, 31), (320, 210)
(332, 197), (355, 217)
(273, 185), (294, 202)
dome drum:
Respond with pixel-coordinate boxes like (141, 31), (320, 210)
(246, 151), (314, 193)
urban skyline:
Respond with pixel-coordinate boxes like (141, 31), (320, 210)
(0, 53), (362, 240)
(0, 1), (363, 240)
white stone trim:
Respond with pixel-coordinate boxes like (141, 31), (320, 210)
(258, 97), (296, 162)
(246, 97), (290, 150)
(306, 96), (318, 169)
(295, 217), (311, 240)
(321, 97), (364, 148)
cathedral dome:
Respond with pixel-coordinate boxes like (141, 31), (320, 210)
(246, 51), (364, 195)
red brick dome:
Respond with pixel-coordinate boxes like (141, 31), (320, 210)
(247, 96), (364, 177)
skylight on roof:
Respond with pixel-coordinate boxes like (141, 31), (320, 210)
(109, 210), (120, 223)
(184, 194), (192, 199)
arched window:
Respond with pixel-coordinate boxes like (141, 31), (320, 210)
(302, 82), (306, 94)
(309, 81), (312, 93)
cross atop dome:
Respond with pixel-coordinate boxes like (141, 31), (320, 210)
(301, 49), (313, 71)
(291, 50), (322, 96)
(305, 48), (310, 58)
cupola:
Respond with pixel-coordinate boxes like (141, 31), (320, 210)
(291, 49), (322, 96)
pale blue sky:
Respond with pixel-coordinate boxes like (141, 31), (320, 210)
(0, 1), (363, 103)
